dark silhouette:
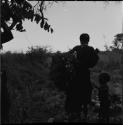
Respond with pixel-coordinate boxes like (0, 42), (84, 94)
(65, 33), (99, 122)
(1, 70), (10, 124)
(1, 20), (13, 44)
(1, 0), (53, 45)
(98, 72), (111, 123)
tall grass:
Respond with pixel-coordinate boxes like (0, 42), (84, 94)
(1, 46), (122, 123)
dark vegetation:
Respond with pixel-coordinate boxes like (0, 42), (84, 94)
(1, 0), (56, 46)
(1, 0), (122, 123)
(1, 46), (123, 123)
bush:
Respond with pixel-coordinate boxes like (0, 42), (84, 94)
(1, 46), (54, 123)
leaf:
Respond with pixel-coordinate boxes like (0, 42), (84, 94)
(34, 14), (41, 24)
(40, 19), (44, 28)
(16, 23), (23, 31)
(44, 22), (50, 31)
(50, 28), (53, 34)
(2, 3), (11, 21)
(44, 22), (48, 30)
(24, 1), (32, 10)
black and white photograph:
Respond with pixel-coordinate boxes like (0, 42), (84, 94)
(1, 0), (123, 124)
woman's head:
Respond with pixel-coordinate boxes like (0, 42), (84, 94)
(80, 33), (90, 45)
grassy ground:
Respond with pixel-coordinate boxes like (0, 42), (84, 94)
(1, 47), (122, 124)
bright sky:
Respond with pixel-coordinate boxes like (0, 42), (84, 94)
(2, 1), (122, 53)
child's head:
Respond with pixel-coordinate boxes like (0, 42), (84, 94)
(99, 72), (110, 85)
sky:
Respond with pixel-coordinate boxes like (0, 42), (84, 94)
(2, 1), (122, 53)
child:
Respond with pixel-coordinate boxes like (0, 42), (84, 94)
(98, 72), (111, 123)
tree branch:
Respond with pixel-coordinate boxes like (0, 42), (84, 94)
(33, 1), (39, 8)
(40, 1), (45, 18)
(9, 19), (18, 30)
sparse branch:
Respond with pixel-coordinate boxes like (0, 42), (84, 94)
(9, 20), (18, 30)
(33, 1), (39, 8)
(40, 1), (45, 17)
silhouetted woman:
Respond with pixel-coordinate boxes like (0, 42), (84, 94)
(65, 33), (99, 122)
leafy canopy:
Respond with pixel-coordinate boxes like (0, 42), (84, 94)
(1, 0), (55, 45)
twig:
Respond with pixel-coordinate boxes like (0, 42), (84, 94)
(33, 1), (39, 8)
